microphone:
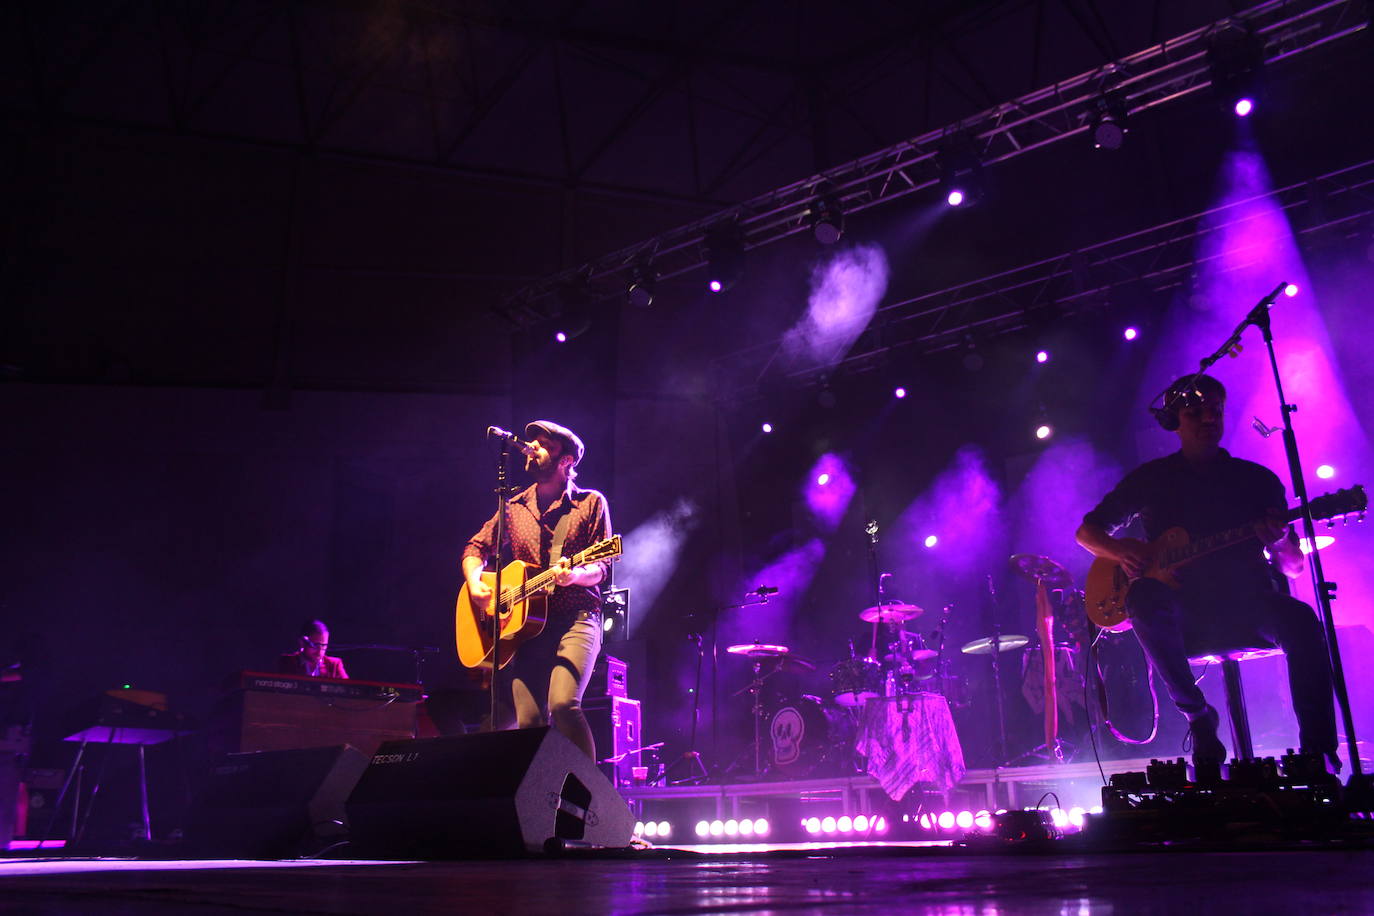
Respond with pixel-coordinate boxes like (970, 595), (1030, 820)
(487, 426), (537, 457)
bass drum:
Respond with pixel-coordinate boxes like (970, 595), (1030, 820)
(768, 695), (856, 777)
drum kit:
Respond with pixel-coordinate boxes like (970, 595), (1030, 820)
(726, 600), (956, 779)
(723, 551), (1085, 778)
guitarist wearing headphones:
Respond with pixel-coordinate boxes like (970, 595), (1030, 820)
(1075, 374), (1338, 771)
(461, 420), (612, 760)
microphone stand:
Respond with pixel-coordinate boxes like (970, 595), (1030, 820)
(488, 438), (516, 733)
(1199, 283), (1363, 782)
(678, 588), (776, 784)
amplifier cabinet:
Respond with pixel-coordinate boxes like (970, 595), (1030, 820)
(583, 696), (640, 788)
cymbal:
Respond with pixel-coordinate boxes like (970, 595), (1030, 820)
(859, 602), (923, 623)
(725, 643), (816, 671)
(961, 634), (1030, 656)
(1009, 554), (1073, 587)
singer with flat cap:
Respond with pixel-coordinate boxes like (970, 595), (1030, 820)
(461, 420), (612, 760)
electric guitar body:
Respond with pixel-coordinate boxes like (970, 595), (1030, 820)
(1084, 486), (1365, 632)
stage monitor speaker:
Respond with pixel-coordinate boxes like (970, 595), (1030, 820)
(346, 726), (635, 858)
(184, 744), (369, 858)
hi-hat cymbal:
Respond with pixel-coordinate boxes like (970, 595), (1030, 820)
(725, 643), (816, 670)
(1009, 554), (1073, 587)
(859, 602), (923, 623)
(960, 634), (1030, 656)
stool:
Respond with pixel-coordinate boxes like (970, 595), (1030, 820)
(1187, 646), (1285, 761)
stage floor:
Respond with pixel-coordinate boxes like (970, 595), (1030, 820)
(2, 846), (1372, 915)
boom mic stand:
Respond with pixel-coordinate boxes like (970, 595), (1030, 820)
(675, 588), (777, 784)
(1194, 282), (1364, 783)
(487, 435), (517, 733)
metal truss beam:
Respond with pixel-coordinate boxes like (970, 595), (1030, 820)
(710, 156), (1374, 393)
(497, 0), (1370, 328)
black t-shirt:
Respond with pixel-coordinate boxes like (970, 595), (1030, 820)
(1083, 448), (1285, 598)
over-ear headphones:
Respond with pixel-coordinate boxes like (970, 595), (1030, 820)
(1150, 402), (1181, 432)
(1148, 374), (1222, 432)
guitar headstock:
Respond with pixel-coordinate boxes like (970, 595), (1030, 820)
(578, 535), (624, 565)
(1310, 485), (1367, 525)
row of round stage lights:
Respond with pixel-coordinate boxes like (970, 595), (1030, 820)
(914, 806), (1102, 834)
(691, 817), (772, 840)
(633, 820), (674, 840)
(801, 814), (890, 837)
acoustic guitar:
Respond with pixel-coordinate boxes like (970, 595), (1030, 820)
(454, 535), (623, 669)
(1085, 486), (1365, 632)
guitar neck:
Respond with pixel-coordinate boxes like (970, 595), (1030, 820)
(502, 545), (604, 606)
(1161, 505), (1301, 568)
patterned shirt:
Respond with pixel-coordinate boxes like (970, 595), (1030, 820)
(462, 483), (613, 618)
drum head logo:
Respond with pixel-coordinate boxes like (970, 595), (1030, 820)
(770, 705), (805, 766)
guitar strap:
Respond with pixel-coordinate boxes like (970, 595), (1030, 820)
(550, 502), (575, 570)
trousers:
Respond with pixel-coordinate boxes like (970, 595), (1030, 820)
(1126, 576), (1337, 755)
(499, 609), (602, 760)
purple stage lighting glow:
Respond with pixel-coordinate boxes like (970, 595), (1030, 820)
(1123, 327), (1138, 341)
(1035, 424), (1053, 440)
(554, 331), (568, 343)
(923, 534), (938, 548)
(894, 386), (907, 399)
(1234, 97), (1254, 117)
(1317, 464), (1335, 479)
(946, 189), (965, 207)
(1284, 283), (1299, 297)
(806, 454), (856, 531)
(708, 279), (723, 293)
(761, 422), (773, 434)
(1036, 350), (1049, 364)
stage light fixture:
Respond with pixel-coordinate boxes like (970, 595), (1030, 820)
(956, 811), (974, 829)
(937, 811), (955, 830)
(938, 137), (985, 208)
(1036, 350), (1049, 364)
(551, 277), (594, 341)
(924, 534), (938, 548)
(1089, 70), (1130, 150)
(893, 386), (907, 399)
(1284, 283), (1299, 297)
(804, 817), (821, 835)
(761, 422), (774, 434)
(1123, 326), (1139, 341)
(854, 815), (869, 832)
(627, 259), (657, 308)
(753, 818), (769, 836)
(809, 182), (845, 245)
(821, 816), (837, 834)
(1206, 21), (1266, 117)
(1317, 464), (1335, 479)
(817, 473), (831, 486)
(705, 223), (744, 293)
(1035, 424), (1053, 440)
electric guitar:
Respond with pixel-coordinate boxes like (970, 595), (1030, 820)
(454, 535), (623, 670)
(1085, 486), (1365, 631)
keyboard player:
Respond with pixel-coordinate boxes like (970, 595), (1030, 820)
(277, 619), (348, 679)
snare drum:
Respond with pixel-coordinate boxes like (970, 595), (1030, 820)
(769, 695), (855, 777)
(829, 657), (883, 707)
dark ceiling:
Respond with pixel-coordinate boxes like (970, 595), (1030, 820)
(2, 0), (1371, 393)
